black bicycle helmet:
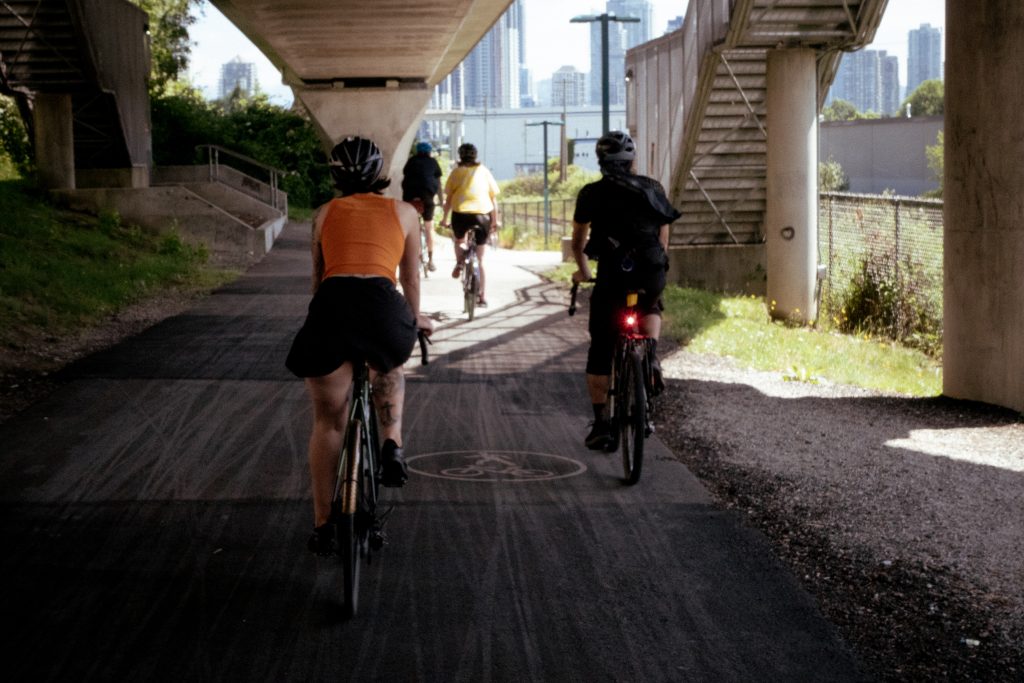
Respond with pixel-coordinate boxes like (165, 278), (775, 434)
(329, 136), (386, 192)
(595, 130), (636, 163)
(457, 142), (478, 163)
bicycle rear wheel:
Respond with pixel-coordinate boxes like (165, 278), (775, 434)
(337, 418), (368, 618)
(620, 347), (647, 485)
(463, 262), (478, 321)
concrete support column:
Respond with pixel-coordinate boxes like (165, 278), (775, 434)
(944, 0), (1024, 413)
(295, 87), (432, 198)
(765, 49), (818, 323)
(33, 93), (75, 190)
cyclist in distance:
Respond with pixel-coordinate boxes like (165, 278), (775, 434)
(439, 142), (500, 307)
(570, 131), (681, 451)
(285, 136), (434, 555)
(401, 140), (443, 271)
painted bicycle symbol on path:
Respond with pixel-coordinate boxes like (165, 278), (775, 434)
(406, 450), (587, 482)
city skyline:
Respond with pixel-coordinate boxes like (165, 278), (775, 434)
(187, 1), (945, 108)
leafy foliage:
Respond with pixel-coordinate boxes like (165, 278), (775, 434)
(0, 95), (32, 178)
(901, 79), (944, 117)
(837, 256), (943, 357)
(819, 157), (849, 192)
(822, 99), (859, 122)
(924, 130), (943, 198)
(150, 88), (333, 209)
(499, 158), (599, 199)
(129, 0), (199, 94)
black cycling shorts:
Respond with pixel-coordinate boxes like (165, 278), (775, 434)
(285, 276), (417, 377)
(403, 191), (437, 221)
(451, 211), (491, 246)
(586, 271), (665, 376)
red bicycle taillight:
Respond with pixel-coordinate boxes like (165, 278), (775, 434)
(624, 313), (637, 328)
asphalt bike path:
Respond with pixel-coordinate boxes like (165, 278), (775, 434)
(0, 221), (865, 681)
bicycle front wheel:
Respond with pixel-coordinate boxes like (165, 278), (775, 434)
(620, 347), (647, 485)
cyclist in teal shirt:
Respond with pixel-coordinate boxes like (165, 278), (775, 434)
(570, 131), (681, 451)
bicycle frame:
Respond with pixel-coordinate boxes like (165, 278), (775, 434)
(335, 362), (379, 517)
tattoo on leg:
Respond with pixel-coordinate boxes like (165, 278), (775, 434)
(373, 370), (404, 428)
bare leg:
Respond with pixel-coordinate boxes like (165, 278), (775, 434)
(370, 366), (406, 446)
(423, 220), (435, 258)
(305, 363), (353, 527)
(586, 373), (610, 406)
(641, 312), (662, 340)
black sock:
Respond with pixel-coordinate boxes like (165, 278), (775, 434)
(649, 338), (658, 362)
(593, 403), (605, 421)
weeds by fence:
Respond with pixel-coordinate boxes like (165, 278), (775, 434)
(819, 192), (943, 355)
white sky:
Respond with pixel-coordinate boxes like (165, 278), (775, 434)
(188, 0), (945, 107)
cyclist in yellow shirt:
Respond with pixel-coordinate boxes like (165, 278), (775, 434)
(440, 143), (500, 307)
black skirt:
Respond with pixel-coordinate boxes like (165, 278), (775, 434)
(285, 276), (417, 377)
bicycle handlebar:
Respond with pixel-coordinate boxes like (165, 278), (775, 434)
(417, 329), (432, 365)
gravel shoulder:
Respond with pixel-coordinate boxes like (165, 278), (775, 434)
(658, 348), (1024, 681)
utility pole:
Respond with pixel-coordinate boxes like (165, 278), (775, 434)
(526, 120), (564, 249)
(571, 12), (639, 134)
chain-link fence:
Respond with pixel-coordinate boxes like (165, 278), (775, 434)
(819, 192), (943, 352)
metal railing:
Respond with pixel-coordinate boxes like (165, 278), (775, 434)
(197, 144), (288, 212)
(498, 198), (577, 244)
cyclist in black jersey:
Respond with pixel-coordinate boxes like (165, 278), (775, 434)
(570, 131), (681, 451)
(401, 141), (444, 271)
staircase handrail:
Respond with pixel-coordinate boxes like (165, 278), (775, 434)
(197, 144), (289, 211)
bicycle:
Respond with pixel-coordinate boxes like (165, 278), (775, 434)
(570, 280), (657, 485)
(332, 330), (430, 618)
(459, 242), (481, 321)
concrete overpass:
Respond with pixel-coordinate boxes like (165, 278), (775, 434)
(209, 0), (514, 184)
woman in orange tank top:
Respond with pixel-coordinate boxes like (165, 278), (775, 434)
(285, 136), (433, 555)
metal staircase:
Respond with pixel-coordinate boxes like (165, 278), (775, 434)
(627, 0), (888, 247)
(0, 0), (149, 173)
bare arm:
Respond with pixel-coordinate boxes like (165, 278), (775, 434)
(571, 220), (593, 282)
(659, 223), (669, 251)
(396, 201), (433, 333)
(310, 206), (327, 293)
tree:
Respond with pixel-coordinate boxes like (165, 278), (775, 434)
(822, 99), (859, 122)
(129, 0), (199, 94)
(923, 130), (943, 198)
(818, 157), (849, 192)
(901, 79), (944, 117)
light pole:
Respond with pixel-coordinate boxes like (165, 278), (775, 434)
(526, 120), (564, 249)
(571, 12), (639, 135)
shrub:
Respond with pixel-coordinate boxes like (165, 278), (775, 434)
(837, 256), (942, 356)
(0, 95), (32, 178)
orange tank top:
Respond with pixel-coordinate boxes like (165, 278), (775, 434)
(320, 194), (406, 283)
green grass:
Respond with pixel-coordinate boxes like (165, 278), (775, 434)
(0, 178), (237, 352)
(545, 263), (942, 396)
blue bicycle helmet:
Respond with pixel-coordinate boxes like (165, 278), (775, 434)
(416, 141), (432, 154)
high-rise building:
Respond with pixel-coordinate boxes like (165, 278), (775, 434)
(552, 66), (587, 107)
(219, 57), (256, 99)
(830, 49), (900, 116)
(588, 0), (653, 106)
(907, 23), (942, 95)
(460, 0), (525, 109)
